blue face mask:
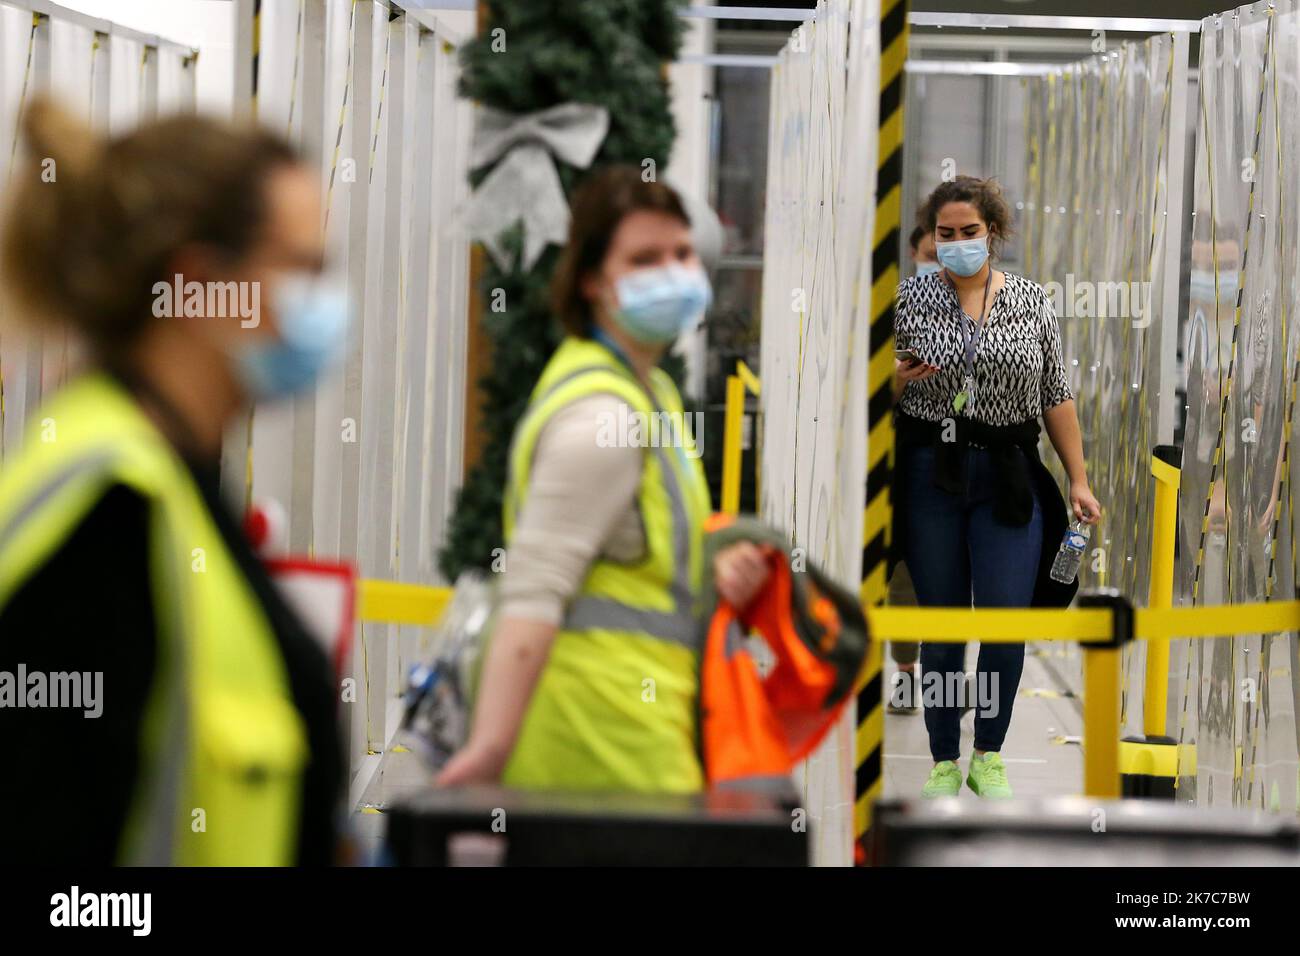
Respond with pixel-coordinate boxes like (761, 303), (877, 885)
(915, 261), (940, 277)
(612, 264), (712, 345)
(936, 236), (990, 277)
(233, 274), (351, 400)
(1189, 268), (1238, 304)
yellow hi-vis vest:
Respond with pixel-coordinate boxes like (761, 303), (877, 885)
(501, 336), (713, 793)
(0, 373), (308, 865)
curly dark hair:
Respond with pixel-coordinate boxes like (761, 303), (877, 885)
(919, 175), (1014, 259)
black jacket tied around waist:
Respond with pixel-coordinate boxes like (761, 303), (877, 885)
(888, 410), (1080, 609)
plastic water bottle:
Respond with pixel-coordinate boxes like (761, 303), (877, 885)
(1050, 520), (1090, 584)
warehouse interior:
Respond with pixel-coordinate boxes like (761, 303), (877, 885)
(0, 0), (1297, 873)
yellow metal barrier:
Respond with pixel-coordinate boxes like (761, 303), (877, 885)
(736, 359), (762, 397)
(1083, 641), (1123, 798)
(736, 361), (762, 511)
(721, 373), (746, 515)
(357, 579), (452, 626)
(1137, 600), (1300, 640)
(1144, 451), (1180, 737)
(352, 503), (1296, 811)
(867, 606), (1111, 643)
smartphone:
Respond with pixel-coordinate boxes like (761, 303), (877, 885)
(895, 348), (921, 365)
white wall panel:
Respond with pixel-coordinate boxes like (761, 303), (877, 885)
(0, 1), (195, 460)
(760, 0), (878, 866)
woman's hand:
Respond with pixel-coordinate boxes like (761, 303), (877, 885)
(435, 738), (510, 788)
(1070, 479), (1102, 525)
(895, 356), (940, 385)
(713, 541), (773, 611)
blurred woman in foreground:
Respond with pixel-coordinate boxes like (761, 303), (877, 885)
(0, 99), (346, 865)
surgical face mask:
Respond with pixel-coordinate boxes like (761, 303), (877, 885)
(915, 261), (940, 277)
(611, 264), (712, 345)
(935, 235), (990, 277)
(1189, 268), (1238, 304)
(231, 273), (351, 401)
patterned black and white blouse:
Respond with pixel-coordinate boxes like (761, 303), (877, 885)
(895, 270), (1073, 426)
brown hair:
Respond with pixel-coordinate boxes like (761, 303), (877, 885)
(0, 97), (299, 350)
(919, 175), (1014, 258)
(550, 165), (691, 338)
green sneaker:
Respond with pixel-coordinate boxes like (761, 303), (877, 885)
(967, 752), (1013, 799)
(921, 760), (962, 798)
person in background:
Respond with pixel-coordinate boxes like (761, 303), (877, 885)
(0, 99), (346, 865)
(887, 223), (942, 713)
(891, 221), (981, 715)
(437, 166), (771, 792)
(910, 223), (939, 277)
(892, 175), (1101, 800)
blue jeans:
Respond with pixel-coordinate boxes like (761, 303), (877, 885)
(902, 443), (1042, 763)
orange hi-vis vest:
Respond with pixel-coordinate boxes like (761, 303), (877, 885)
(700, 514), (868, 784)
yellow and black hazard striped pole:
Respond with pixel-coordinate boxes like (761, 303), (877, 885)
(856, 0), (909, 865)
(251, 0), (261, 115)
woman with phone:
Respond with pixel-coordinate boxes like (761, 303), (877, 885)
(891, 175), (1101, 800)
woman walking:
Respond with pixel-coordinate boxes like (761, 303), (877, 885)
(892, 175), (1101, 799)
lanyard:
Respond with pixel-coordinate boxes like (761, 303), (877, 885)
(947, 268), (993, 414)
(591, 326), (635, 372)
(590, 327), (698, 476)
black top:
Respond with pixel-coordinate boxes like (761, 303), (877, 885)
(0, 454), (344, 866)
(895, 271), (1074, 425)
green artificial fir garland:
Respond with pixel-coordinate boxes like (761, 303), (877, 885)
(439, 0), (687, 580)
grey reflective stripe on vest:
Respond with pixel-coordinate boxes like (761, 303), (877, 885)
(0, 449), (118, 559)
(123, 500), (189, 865)
(563, 438), (702, 651)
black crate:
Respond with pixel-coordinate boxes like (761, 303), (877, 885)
(384, 782), (808, 866)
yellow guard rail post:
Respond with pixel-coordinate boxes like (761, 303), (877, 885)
(1144, 447), (1180, 733)
(1076, 590), (1132, 799)
(736, 360), (762, 508)
(721, 372), (746, 515)
(1120, 446), (1182, 798)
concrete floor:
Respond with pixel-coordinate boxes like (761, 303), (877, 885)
(350, 743), (436, 866)
(883, 642), (1084, 800)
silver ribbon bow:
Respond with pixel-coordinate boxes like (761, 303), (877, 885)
(464, 102), (610, 273)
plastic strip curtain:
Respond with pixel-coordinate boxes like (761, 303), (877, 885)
(1174, 1), (1300, 812)
(0, 3), (195, 461)
(760, 0), (878, 866)
(245, 1), (472, 776)
(1021, 36), (1177, 735)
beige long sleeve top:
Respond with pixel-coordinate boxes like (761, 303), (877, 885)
(498, 392), (649, 625)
